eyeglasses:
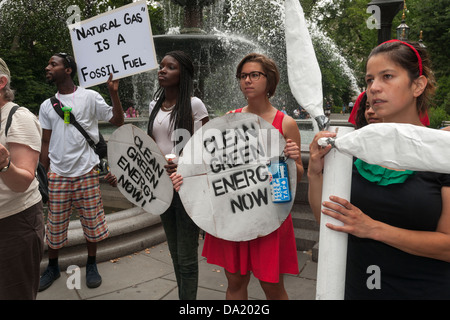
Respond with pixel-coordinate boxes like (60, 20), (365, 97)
(57, 52), (72, 67)
(236, 71), (267, 81)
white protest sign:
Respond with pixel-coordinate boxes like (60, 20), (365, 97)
(68, 0), (157, 88)
(177, 113), (297, 241)
(108, 124), (173, 215)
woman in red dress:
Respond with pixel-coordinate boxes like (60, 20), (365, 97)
(173, 53), (304, 299)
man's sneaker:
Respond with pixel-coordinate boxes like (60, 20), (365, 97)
(86, 263), (102, 288)
(38, 265), (60, 292)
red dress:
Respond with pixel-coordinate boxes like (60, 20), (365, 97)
(201, 108), (299, 283)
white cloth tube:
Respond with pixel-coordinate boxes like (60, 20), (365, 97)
(285, 0), (324, 121)
(316, 126), (354, 300)
(335, 123), (450, 174)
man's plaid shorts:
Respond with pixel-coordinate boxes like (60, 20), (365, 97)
(45, 169), (109, 249)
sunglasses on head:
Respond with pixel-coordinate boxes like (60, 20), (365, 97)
(57, 52), (73, 67)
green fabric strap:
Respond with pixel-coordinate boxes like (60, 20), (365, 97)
(354, 158), (415, 186)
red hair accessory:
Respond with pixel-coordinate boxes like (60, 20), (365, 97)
(380, 39), (423, 76)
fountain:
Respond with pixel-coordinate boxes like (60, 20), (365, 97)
(171, 0), (215, 34)
(144, 0), (359, 126)
(118, 0), (358, 172)
(150, 0), (264, 116)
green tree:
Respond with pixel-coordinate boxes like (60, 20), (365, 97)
(405, 0), (450, 119)
(0, 0), (135, 112)
(312, 0), (449, 122)
(311, 0), (378, 88)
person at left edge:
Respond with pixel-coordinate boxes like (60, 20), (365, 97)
(38, 53), (124, 291)
(0, 57), (44, 300)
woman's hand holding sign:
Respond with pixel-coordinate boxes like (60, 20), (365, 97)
(170, 173), (183, 192)
(283, 138), (300, 161)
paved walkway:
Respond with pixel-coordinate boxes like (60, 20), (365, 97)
(329, 112), (353, 121)
(37, 238), (317, 300)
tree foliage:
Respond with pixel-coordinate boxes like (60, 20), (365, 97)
(311, 0), (449, 124)
(0, 0), (137, 112)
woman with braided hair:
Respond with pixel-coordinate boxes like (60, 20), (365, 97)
(147, 51), (209, 300)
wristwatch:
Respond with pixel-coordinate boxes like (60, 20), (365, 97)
(0, 158), (10, 172)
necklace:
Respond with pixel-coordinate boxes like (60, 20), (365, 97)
(161, 101), (175, 111)
(156, 109), (171, 125)
(156, 100), (175, 125)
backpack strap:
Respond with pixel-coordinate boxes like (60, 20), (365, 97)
(50, 96), (65, 119)
(50, 96), (97, 149)
(5, 105), (20, 137)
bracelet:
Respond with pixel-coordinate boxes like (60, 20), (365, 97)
(0, 157), (10, 172)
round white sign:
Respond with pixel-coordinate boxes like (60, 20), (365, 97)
(108, 124), (173, 215)
(177, 113), (297, 241)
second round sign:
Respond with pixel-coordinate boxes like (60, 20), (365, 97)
(177, 113), (297, 241)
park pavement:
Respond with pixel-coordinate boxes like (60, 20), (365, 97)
(36, 238), (317, 301)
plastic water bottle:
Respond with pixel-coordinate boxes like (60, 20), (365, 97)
(62, 106), (72, 124)
(268, 157), (291, 203)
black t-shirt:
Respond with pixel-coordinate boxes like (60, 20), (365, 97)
(345, 164), (450, 299)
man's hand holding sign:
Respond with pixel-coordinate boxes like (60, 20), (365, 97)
(68, 0), (157, 88)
